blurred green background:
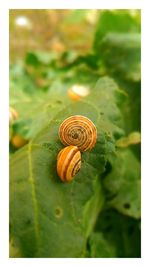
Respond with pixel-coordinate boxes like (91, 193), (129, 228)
(10, 10), (98, 61)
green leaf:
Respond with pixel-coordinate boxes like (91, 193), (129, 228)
(93, 11), (141, 82)
(89, 232), (117, 257)
(98, 33), (141, 81)
(94, 10), (140, 51)
(92, 209), (141, 258)
(86, 76), (125, 138)
(116, 131), (141, 148)
(10, 74), (124, 257)
(26, 51), (59, 66)
(10, 144), (87, 257)
(103, 149), (141, 219)
(9, 238), (22, 257)
(115, 80), (141, 137)
(10, 101), (107, 257)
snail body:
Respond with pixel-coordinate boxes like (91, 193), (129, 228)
(57, 145), (81, 182)
(59, 115), (97, 152)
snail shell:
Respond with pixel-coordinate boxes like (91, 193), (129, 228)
(57, 145), (81, 182)
(68, 84), (90, 100)
(59, 115), (97, 152)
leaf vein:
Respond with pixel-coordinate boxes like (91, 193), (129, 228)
(28, 142), (40, 248)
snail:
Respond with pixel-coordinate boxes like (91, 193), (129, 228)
(59, 115), (97, 152)
(57, 145), (81, 182)
(68, 84), (90, 101)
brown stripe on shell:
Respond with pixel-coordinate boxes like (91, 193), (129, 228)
(57, 145), (81, 182)
(62, 146), (79, 181)
(71, 158), (81, 177)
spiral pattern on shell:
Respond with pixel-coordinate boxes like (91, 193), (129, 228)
(59, 115), (97, 152)
(57, 145), (81, 182)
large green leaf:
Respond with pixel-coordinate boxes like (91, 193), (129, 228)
(103, 149), (141, 219)
(93, 11), (141, 82)
(94, 10), (140, 51)
(98, 33), (141, 81)
(10, 103), (101, 257)
(90, 209), (141, 258)
(10, 144), (103, 257)
(10, 77), (122, 257)
(89, 232), (116, 257)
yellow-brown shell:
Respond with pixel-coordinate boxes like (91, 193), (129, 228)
(59, 115), (97, 152)
(11, 134), (28, 148)
(57, 145), (81, 182)
(68, 84), (90, 101)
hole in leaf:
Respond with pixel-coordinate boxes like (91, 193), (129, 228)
(124, 203), (130, 209)
(56, 100), (62, 104)
(45, 104), (52, 108)
(26, 219), (32, 225)
(55, 207), (63, 218)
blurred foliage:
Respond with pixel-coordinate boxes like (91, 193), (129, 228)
(9, 10), (98, 61)
(9, 10), (141, 258)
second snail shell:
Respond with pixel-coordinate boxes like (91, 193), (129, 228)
(57, 145), (81, 182)
(59, 115), (97, 152)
